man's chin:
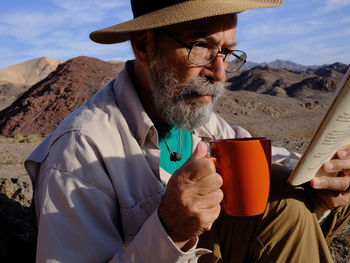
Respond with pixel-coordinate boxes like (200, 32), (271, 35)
(175, 103), (213, 131)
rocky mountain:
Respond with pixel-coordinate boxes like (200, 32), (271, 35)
(228, 63), (348, 102)
(228, 67), (311, 93)
(0, 57), (64, 111)
(0, 57), (64, 86)
(0, 56), (124, 136)
(242, 59), (327, 72)
(0, 83), (29, 112)
(312, 62), (350, 76)
(268, 59), (318, 71)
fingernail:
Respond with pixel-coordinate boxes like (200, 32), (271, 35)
(338, 150), (347, 158)
(325, 162), (334, 171)
(313, 178), (321, 188)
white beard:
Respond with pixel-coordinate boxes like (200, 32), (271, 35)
(150, 58), (225, 131)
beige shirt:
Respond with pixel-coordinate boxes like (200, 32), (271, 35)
(25, 62), (299, 263)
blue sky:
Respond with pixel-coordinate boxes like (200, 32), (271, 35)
(1, 0), (349, 70)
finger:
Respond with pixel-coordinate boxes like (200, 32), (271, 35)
(183, 158), (216, 182)
(200, 205), (222, 232)
(186, 141), (208, 163)
(323, 159), (350, 173)
(339, 170), (350, 178)
(189, 205), (221, 236)
(337, 145), (350, 159)
(311, 176), (350, 192)
(316, 190), (337, 210)
(196, 173), (223, 195)
(194, 189), (224, 209)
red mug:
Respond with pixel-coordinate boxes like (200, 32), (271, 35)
(208, 137), (271, 216)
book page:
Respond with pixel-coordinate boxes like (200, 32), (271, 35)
(288, 68), (350, 186)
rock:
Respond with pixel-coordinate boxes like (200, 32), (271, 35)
(0, 191), (36, 262)
(0, 178), (32, 207)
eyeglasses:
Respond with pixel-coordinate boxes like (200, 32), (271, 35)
(158, 30), (247, 73)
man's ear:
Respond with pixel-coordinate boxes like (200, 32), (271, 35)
(130, 30), (153, 66)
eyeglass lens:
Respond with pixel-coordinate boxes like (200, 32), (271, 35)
(189, 42), (246, 72)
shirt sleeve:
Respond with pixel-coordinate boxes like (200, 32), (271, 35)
(35, 168), (209, 263)
(272, 145), (301, 170)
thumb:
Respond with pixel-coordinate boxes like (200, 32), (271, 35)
(187, 141), (208, 163)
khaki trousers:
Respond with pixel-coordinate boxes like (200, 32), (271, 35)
(198, 165), (350, 263)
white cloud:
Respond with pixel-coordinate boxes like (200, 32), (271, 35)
(245, 28), (350, 65)
(314, 0), (350, 14)
(0, 11), (68, 41)
(241, 21), (313, 39)
(237, 0), (350, 65)
(338, 16), (350, 24)
(0, 36), (133, 70)
(24, 35), (132, 61)
(116, 10), (133, 21)
(0, 0), (133, 67)
(0, 45), (34, 70)
(0, 0), (131, 41)
(1, 0), (349, 68)
(51, 0), (128, 11)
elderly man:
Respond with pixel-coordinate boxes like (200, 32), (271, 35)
(26, 0), (350, 262)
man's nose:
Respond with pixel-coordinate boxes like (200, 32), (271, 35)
(203, 55), (226, 83)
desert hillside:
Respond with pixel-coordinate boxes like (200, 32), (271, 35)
(0, 57), (64, 86)
(0, 56), (124, 136)
(0, 57), (64, 111)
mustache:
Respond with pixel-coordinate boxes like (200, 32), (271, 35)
(176, 77), (225, 102)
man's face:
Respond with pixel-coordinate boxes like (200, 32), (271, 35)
(149, 14), (237, 131)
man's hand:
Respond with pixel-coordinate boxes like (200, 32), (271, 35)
(158, 142), (223, 250)
(310, 145), (350, 209)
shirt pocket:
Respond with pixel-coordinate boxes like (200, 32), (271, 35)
(120, 188), (165, 243)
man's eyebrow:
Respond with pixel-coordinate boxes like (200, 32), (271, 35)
(225, 42), (237, 50)
(183, 31), (237, 49)
(203, 35), (237, 49)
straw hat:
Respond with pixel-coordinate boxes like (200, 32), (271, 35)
(90, 0), (283, 44)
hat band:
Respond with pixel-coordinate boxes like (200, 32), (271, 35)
(132, 0), (189, 18)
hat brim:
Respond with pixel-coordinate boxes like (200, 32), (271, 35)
(90, 0), (282, 44)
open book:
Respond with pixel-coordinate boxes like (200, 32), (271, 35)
(288, 67), (350, 186)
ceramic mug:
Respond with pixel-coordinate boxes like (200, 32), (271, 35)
(208, 137), (271, 216)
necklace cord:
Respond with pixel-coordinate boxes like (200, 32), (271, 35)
(163, 136), (174, 154)
(162, 128), (182, 161)
(179, 129), (181, 153)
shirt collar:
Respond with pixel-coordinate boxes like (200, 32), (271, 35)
(113, 60), (156, 148)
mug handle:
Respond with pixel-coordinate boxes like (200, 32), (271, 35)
(206, 156), (217, 167)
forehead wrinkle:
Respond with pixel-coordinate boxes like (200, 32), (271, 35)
(203, 35), (237, 49)
(165, 14), (237, 40)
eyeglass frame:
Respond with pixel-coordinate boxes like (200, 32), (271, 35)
(156, 29), (247, 72)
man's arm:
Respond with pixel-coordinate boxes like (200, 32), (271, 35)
(35, 168), (208, 263)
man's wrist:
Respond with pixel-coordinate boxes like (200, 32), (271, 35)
(158, 207), (198, 251)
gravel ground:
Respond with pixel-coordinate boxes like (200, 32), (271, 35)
(0, 141), (39, 179)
